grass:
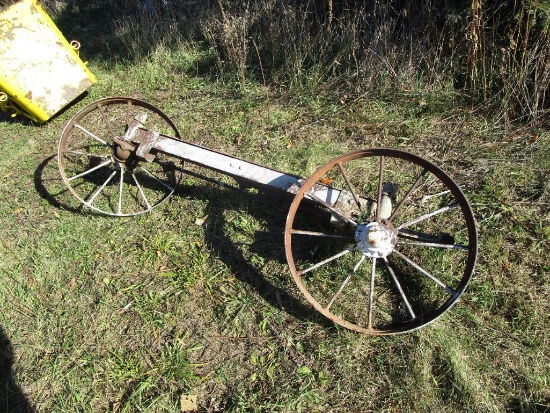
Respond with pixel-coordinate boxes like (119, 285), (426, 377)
(1, 42), (549, 413)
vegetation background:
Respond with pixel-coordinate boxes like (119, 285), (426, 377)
(0, 0), (548, 412)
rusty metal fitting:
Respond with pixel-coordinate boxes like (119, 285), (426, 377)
(354, 221), (397, 258)
(112, 136), (136, 162)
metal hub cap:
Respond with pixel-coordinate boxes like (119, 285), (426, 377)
(355, 222), (397, 258)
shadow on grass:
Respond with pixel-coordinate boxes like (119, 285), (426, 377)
(183, 184), (336, 330)
(41, 1), (141, 63)
(43, 0), (206, 65)
(34, 155), (85, 215)
(507, 398), (550, 413)
(34, 155), (335, 330)
(0, 325), (35, 413)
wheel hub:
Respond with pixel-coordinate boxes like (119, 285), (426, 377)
(355, 221), (397, 258)
(112, 136), (138, 166)
(114, 144), (132, 161)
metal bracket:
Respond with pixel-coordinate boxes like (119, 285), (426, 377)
(135, 130), (159, 162)
(119, 111), (159, 162)
(122, 112), (148, 142)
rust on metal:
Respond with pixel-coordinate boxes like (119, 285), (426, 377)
(57, 97), (478, 335)
(283, 148), (478, 335)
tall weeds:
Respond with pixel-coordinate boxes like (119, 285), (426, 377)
(43, 0), (550, 124)
(465, 1), (550, 123)
(496, 1), (550, 123)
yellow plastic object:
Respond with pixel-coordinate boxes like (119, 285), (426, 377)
(0, 0), (97, 122)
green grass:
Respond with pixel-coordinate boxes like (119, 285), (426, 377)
(1, 45), (549, 413)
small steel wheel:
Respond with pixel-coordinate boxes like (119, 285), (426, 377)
(285, 149), (478, 334)
(58, 97), (183, 216)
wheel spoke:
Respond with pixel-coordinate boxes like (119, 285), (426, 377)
(132, 172), (152, 210)
(148, 111), (159, 130)
(297, 246), (356, 276)
(398, 229), (465, 249)
(398, 240), (468, 250)
(393, 249), (456, 294)
(367, 257), (377, 329)
(336, 161), (362, 212)
(97, 103), (116, 138)
(389, 168), (428, 222)
(304, 192), (357, 226)
(74, 123), (109, 147)
(375, 156), (385, 220)
(86, 170), (117, 206)
(383, 258), (416, 319)
(398, 228), (452, 242)
(326, 255), (366, 311)
(397, 201), (459, 230)
(290, 229), (354, 240)
(422, 189), (451, 202)
(68, 159), (113, 181)
(66, 150), (110, 159)
(137, 165), (175, 192)
(126, 100), (132, 124)
(117, 167), (124, 215)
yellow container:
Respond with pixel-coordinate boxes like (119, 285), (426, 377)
(0, 0), (97, 122)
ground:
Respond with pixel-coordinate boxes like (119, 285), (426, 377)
(0, 53), (549, 412)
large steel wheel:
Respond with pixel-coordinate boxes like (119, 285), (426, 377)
(285, 149), (478, 334)
(58, 97), (183, 216)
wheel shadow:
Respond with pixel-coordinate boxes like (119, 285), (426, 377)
(182, 183), (336, 329)
(34, 155), (336, 329)
(0, 325), (35, 413)
(34, 154), (86, 215)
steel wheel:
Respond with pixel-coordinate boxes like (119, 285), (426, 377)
(285, 148), (478, 334)
(58, 97), (183, 216)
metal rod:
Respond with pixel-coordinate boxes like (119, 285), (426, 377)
(397, 202), (459, 230)
(86, 170), (117, 206)
(132, 172), (151, 209)
(137, 165), (174, 192)
(67, 150), (110, 159)
(422, 189), (451, 202)
(336, 161), (362, 212)
(398, 240), (468, 250)
(383, 258), (416, 319)
(125, 100), (132, 125)
(117, 168), (124, 215)
(367, 257), (376, 329)
(96, 102), (115, 138)
(297, 246), (356, 276)
(326, 255), (366, 311)
(304, 192), (358, 227)
(74, 123), (109, 146)
(290, 229), (354, 240)
(398, 229), (444, 242)
(375, 156), (384, 220)
(68, 159), (113, 181)
(389, 168), (428, 222)
(393, 249), (456, 295)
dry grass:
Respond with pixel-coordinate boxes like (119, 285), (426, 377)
(37, 0), (550, 123)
